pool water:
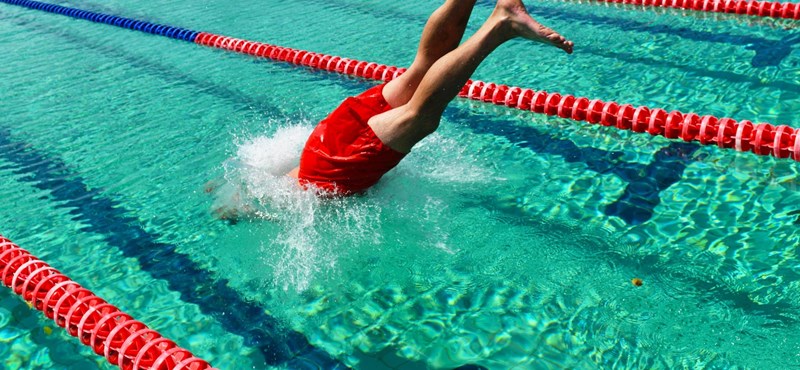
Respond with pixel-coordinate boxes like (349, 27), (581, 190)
(1, 0), (800, 368)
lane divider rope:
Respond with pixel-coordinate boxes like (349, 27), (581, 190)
(3, 0), (798, 163)
(193, 32), (800, 162)
(0, 235), (216, 370)
(1, 0), (198, 41)
(560, 0), (800, 20)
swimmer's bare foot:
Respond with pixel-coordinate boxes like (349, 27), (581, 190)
(492, 0), (574, 54)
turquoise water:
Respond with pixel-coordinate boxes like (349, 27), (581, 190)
(1, 0), (800, 369)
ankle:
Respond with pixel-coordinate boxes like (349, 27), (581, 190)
(486, 14), (517, 41)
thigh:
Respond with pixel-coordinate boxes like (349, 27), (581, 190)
(381, 65), (428, 108)
(367, 105), (440, 154)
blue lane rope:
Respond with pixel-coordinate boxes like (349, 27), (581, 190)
(0, 0), (199, 42)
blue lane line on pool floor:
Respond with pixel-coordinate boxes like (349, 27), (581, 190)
(19, 0), (696, 226)
(1, 2), (795, 365)
(0, 0), (714, 225)
(291, 0), (704, 224)
(2, 0), (703, 347)
(477, 0), (799, 68)
(0, 0), (699, 225)
(443, 106), (701, 225)
(0, 129), (347, 369)
(307, 0), (707, 224)
(2, 0), (702, 273)
(0, 10), (353, 368)
(310, 0), (800, 96)
(523, 1), (800, 68)
(0, 7), (485, 366)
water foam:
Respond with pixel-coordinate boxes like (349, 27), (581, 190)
(213, 123), (375, 291)
(215, 123), (496, 292)
(392, 132), (496, 186)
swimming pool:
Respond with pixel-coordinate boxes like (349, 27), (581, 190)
(1, 0), (799, 368)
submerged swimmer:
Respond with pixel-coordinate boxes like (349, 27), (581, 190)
(287, 0), (573, 196)
(211, 0), (574, 220)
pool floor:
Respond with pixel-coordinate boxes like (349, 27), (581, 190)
(1, 0), (800, 368)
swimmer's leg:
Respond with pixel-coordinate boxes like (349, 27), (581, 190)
(382, 0), (478, 108)
(368, 0), (573, 153)
(286, 0), (476, 178)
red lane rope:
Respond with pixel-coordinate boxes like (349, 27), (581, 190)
(569, 0), (800, 20)
(195, 32), (800, 162)
(0, 235), (216, 370)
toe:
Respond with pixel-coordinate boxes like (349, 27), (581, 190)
(563, 41), (574, 54)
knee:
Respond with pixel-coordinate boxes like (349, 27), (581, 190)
(404, 109), (441, 136)
(419, 116), (441, 136)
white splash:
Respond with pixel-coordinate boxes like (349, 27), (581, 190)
(214, 123), (380, 292)
(393, 132), (496, 186)
(214, 123), (495, 292)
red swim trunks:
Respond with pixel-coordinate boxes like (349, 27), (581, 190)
(298, 84), (406, 195)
